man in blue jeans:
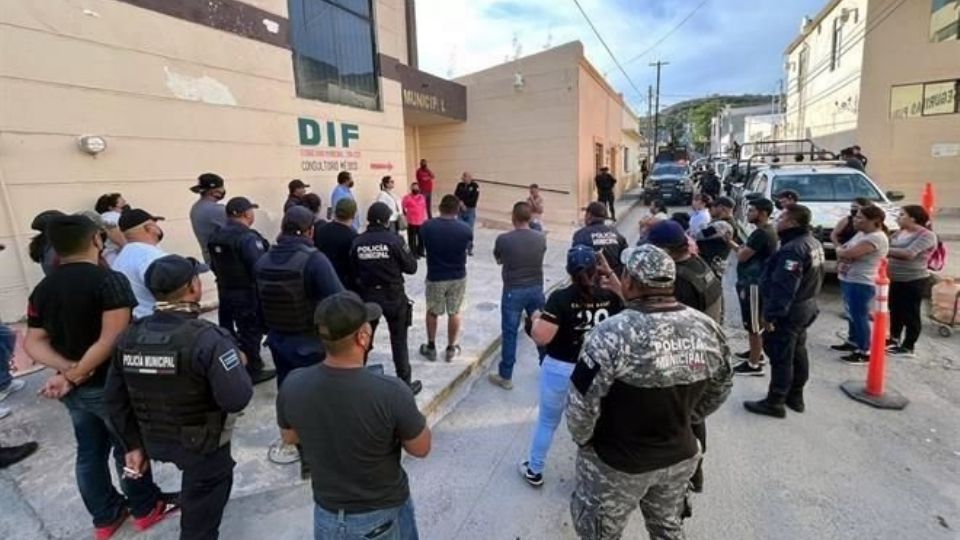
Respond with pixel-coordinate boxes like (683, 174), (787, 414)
(489, 202), (547, 390)
(24, 215), (177, 539)
(454, 171), (479, 256)
(277, 292), (431, 539)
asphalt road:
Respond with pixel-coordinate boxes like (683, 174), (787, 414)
(405, 205), (960, 540)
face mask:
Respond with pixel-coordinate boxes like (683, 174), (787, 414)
(212, 190), (226, 201)
(412, 188), (420, 194)
(348, 181), (355, 188)
(774, 200), (783, 210)
(154, 225), (165, 243)
(850, 208), (858, 217)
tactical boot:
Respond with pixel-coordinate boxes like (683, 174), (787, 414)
(785, 393), (805, 413)
(743, 398), (786, 418)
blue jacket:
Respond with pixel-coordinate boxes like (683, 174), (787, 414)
(760, 227), (825, 323)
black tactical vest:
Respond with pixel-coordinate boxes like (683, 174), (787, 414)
(117, 316), (224, 454)
(676, 256), (723, 324)
(255, 243), (316, 334)
(208, 225), (261, 290)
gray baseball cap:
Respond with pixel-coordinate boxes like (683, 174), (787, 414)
(620, 244), (676, 288)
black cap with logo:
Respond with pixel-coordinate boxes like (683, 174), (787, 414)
(190, 173), (225, 194)
(226, 197), (259, 216)
(118, 209), (165, 232)
(145, 255), (210, 297)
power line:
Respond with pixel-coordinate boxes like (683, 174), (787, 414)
(570, 0), (646, 103)
(623, 0), (710, 66)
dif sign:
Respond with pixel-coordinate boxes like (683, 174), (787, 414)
(298, 117), (360, 148)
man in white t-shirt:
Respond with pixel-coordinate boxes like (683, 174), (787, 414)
(111, 209), (168, 319)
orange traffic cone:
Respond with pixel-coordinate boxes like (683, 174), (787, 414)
(921, 182), (935, 217)
(841, 260), (909, 409)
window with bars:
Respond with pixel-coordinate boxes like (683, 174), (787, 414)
(289, 0), (380, 111)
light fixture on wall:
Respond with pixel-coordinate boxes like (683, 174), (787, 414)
(77, 135), (107, 155)
(513, 72), (525, 91)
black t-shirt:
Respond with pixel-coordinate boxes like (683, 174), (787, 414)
(314, 222), (359, 291)
(541, 285), (623, 363)
(28, 262), (137, 387)
(737, 223), (778, 284)
(277, 364), (426, 512)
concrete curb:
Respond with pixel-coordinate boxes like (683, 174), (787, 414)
(419, 189), (647, 427)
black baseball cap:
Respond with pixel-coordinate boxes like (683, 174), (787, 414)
(711, 196), (736, 209)
(190, 173), (225, 193)
(775, 189), (799, 201)
(367, 202), (392, 225)
(647, 220), (687, 249)
(288, 179), (310, 192)
(145, 255), (210, 297)
(586, 201), (608, 219)
(315, 291), (382, 341)
(281, 206), (315, 233)
(226, 197), (259, 216)
(31, 210), (66, 232)
(118, 209), (165, 232)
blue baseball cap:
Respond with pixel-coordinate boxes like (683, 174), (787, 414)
(646, 220), (687, 249)
(566, 244), (598, 276)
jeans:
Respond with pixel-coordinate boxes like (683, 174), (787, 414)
(498, 285), (545, 380)
(889, 278), (927, 351)
(842, 281), (876, 353)
(314, 498), (419, 540)
(458, 207), (476, 229)
(527, 357), (575, 474)
(0, 325), (14, 390)
(62, 385), (161, 526)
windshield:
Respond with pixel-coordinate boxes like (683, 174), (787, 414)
(771, 173), (883, 202)
(652, 165), (687, 176)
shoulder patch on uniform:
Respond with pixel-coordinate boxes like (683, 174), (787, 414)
(219, 349), (241, 371)
(783, 259), (800, 272)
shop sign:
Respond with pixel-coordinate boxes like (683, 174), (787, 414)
(298, 117), (362, 172)
(402, 89), (447, 114)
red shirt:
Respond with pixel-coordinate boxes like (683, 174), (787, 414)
(415, 167), (435, 194)
(402, 193), (428, 226)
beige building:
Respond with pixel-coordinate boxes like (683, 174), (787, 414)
(784, 0), (960, 206)
(0, 0), (466, 321)
(417, 42), (643, 230)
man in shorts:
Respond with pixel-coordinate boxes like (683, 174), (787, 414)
(732, 198), (779, 376)
(419, 195), (473, 362)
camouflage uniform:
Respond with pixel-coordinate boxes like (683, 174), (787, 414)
(567, 245), (733, 540)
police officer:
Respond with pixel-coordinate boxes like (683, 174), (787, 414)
(350, 202), (423, 395)
(572, 202), (628, 277)
(207, 197), (275, 385)
(566, 244), (732, 539)
(106, 255), (253, 540)
(744, 204), (824, 418)
(255, 206), (344, 464)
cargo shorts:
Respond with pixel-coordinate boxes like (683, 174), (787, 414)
(425, 278), (467, 316)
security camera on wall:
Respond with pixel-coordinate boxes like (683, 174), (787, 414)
(513, 72), (525, 91)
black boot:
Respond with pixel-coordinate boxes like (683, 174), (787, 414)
(785, 392), (805, 413)
(743, 398), (786, 418)
(0, 442), (39, 468)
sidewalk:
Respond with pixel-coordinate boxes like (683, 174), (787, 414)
(0, 189), (647, 540)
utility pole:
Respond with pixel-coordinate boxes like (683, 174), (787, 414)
(647, 85), (654, 161)
(649, 60), (669, 156)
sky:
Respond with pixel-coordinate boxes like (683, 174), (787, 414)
(415, 0), (828, 112)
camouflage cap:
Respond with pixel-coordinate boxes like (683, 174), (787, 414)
(620, 244), (675, 288)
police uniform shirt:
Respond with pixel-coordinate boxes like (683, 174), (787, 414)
(105, 311), (254, 461)
(541, 284), (623, 363)
(567, 303), (732, 474)
(760, 226), (825, 324)
(350, 225), (417, 289)
(209, 221), (269, 284)
(572, 223), (628, 274)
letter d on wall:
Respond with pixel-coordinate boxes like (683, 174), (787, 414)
(298, 117), (321, 145)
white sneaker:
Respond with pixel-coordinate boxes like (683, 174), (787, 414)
(0, 379), (25, 402)
(0, 406), (10, 420)
(268, 439), (301, 464)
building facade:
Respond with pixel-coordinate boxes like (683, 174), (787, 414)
(784, 0), (959, 206)
(416, 42), (642, 230)
(710, 104), (774, 156)
(0, 0), (466, 320)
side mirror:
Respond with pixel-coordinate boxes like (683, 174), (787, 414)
(886, 190), (905, 202)
(745, 191), (762, 201)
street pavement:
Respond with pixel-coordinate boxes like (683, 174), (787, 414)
(3, 195), (960, 539)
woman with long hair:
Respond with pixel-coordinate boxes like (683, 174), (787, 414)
(375, 175), (402, 233)
(886, 205), (938, 357)
(832, 205), (890, 364)
(518, 245), (623, 487)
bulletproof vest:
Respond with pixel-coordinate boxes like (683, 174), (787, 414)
(208, 226), (258, 290)
(118, 317), (224, 454)
(676, 257), (723, 324)
(256, 243), (316, 334)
